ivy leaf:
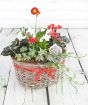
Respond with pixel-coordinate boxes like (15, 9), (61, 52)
(36, 48), (46, 61)
(47, 54), (54, 62)
(61, 36), (70, 43)
(20, 27), (28, 36)
(59, 42), (66, 48)
(13, 46), (19, 50)
(69, 80), (78, 94)
(28, 49), (36, 58)
(57, 63), (64, 69)
(20, 47), (27, 52)
(15, 54), (23, 61)
(22, 53), (31, 61)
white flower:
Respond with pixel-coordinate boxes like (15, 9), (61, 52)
(41, 29), (51, 34)
(40, 38), (43, 42)
(43, 34), (51, 41)
(46, 29), (51, 34)
(40, 34), (51, 42)
(27, 28), (35, 37)
(49, 44), (62, 55)
(17, 32), (26, 41)
(41, 28), (46, 32)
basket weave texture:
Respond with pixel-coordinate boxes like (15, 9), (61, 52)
(13, 59), (64, 88)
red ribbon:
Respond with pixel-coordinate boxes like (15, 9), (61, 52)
(14, 64), (57, 81)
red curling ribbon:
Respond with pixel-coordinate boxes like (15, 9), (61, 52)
(14, 64), (57, 81)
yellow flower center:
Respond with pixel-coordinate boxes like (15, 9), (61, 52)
(33, 9), (37, 13)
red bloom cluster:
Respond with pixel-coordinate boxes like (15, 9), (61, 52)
(50, 31), (61, 41)
(28, 37), (37, 43)
(57, 25), (62, 29)
(31, 7), (40, 15)
(48, 24), (62, 31)
(48, 24), (62, 41)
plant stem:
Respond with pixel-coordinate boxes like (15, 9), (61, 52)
(61, 73), (63, 94)
(35, 15), (37, 35)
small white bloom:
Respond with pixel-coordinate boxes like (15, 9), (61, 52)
(49, 44), (62, 55)
(17, 32), (22, 35)
(17, 32), (26, 41)
(46, 30), (51, 34)
(41, 28), (46, 32)
(42, 34), (51, 41)
(40, 38), (43, 42)
(40, 34), (51, 42)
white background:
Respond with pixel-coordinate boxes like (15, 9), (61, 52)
(0, 0), (88, 28)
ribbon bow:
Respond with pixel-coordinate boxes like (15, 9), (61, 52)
(14, 64), (57, 81)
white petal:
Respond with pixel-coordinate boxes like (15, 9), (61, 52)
(46, 30), (51, 34)
(17, 32), (22, 36)
(41, 28), (46, 32)
(22, 36), (26, 39)
(40, 38), (43, 42)
(42, 34), (51, 41)
(17, 34), (26, 41)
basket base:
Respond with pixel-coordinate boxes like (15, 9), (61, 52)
(15, 70), (59, 89)
(13, 59), (62, 89)
(17, 78), (58, 89)
(15, 69), (59, 89)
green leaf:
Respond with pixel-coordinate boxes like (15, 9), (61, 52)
(22, 53), (31, 61)
(57, 63), (64, 69)
(15, 54), (23, 61)
(36, 48), (45, 61)
(20, 47), (27, 52)
(47, 54), (54, 62)
(13, 46), (19, 50)
(36, 29), (47, 40)
(61, 36), (70, 43)
(28, 48), (36, 58)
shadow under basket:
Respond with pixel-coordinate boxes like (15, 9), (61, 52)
(13, 59), (65, 89)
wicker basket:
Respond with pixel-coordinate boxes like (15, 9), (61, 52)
(13, 59), (65, 88)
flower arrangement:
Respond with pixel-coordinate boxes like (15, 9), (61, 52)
(1, 7), (70, 65)
(1, 7), (78, 89)
(15, 24), (69, 62)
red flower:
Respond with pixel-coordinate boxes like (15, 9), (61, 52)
(31, 7), (40, 15)
(50, 31), (57, 37)
(57, 37), (62, 41)
(47, 25), (51, 29)
(28, 37), (37, 43)
(56, 25), (62, 29)
(50, 24), (55, 30)
(48, 24), (55, 31)
(50, 31), (62, 41)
